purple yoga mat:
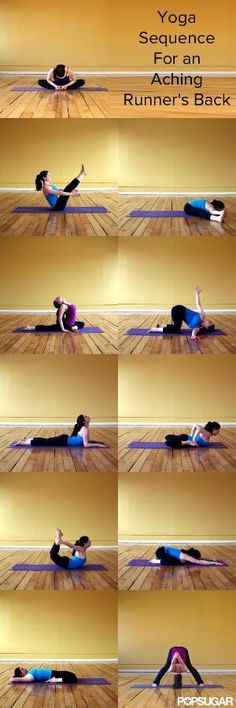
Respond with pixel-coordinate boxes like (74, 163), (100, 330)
(128, 441), (226, 449)
(11, 563), (107, 571)
(126, 327), (225, 337)
(132, 684), (223, 689)
(14, 326), (103, 334)
(11, 86), (108, 92)
(12, 206), (108, 214)
(128, 210), (186, 218)
(11, 677), (110, 685)
(128, 559), (227, 567)
(10, 442), (108, 449)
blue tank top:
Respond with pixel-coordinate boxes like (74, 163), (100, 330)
(67, 434), (84, 447)
(184, 307), (201, 328)
(164, 546), (181, 560)
(45, 185), (58, 208)
(28, 668), (52, 681)
(188, 434), (209, 448)
(68, 555), (86, 569)
(188, 199), (206, 211)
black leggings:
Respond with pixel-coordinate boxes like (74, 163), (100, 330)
(35, 321), (85, 332)
(50, 542), (70, 569)
(153, 648), (203, 686)
(165, 433), (189, 449)
(162, 305), (186, 334)
(52, 177), (80, 212)
(184, 202), (210, 220)
(155, 546), (182, 566)
(31, 434), (69, 447)
(38, 79), (85, 91)
(51, 669), (78, 683)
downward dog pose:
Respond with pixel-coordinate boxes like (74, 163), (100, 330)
(35, 164), (86, 211)
(21, 297), (84, 333)
(153, 647), (204, 687)
(50, 528), (91, 569)
(38, 64), (85, 91)
(10, 666), (78, 684)
(164, 421), (221, 449)
(150, 545), (223, 566)
(15, 414), (107, 448)
(184, 197), (225, 222)
(149, 286), (216, 340)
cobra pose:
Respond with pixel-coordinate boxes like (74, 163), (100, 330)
(20, 297), (84, 333)
(35, 164), (86, 211)
(15, 415), (107, 448)
(184, 197), (225, 222)
(150, 545), (223, 566)
(38, 63), (85, 91)
(164, 421), (221, 449)
(149, 286), (216, 340)
(50, 528), (91, 569)
(153, 647), (204, 687)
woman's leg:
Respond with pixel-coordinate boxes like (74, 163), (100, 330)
(67, 79), (85, 90)
(50, 542), (70, 569)
(163, 305), (185, 333)
(38, 79), (56, 90)
(153, 649), (172, 685)
(184, 203), (210, 220)
(35, 324), (60, 331)
(53, 165), (86, 212)
(51, 670), (78, 683)
(31, 434), (68, 447)
(184, 650), (203, 685)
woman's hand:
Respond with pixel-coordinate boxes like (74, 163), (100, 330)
(195, 285), (201, 294)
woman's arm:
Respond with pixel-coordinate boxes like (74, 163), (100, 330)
(10, 674), (34, 683)
(63, 539), (85, 553)
(46, 68), (58, 87)
(81, 427), (104, 447)
(57, 303), (69, 332)
(180, 552), (221, 565)
(206, 201), (223, 215)
(63, 67), (77, 88)
(43, 186), (77, 197)
(195, 286), (205, 315)
(191, 327), (201, 340)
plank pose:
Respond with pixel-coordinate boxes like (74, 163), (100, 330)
(38, 63), (85, 91)
(149, 286), (216, 340)
(35, 164), (86, 211)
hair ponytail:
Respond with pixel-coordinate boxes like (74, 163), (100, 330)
(72, 535), (89, 556)
(35, 170), (48, 191)
(71, 414), (86, 436)
(204, 421), (221, 433)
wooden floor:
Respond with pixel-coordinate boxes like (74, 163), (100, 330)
(0, 314), (118, 355)
(118, 314), (236, 355)
(118, 426), (236, 473)
(0, 192), (117, 238)
(0, 549), (117, 591)
(0, 663), (117, 708)
(0, 426), (118, 474)
(118, 544), (236, 590)
(118, 673), (236, 707)
(1, 76), (236, 119)
(118, 196), (236, 237)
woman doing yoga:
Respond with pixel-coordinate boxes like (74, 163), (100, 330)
(11, 666), (78, 684)
(38, 64), (85, 91)
(153, 646), (204, 687)
(184, 197), (225, 222)
(21, 297), (84, 334)
(150, 545), (223, 566)
(165, 421), (221, 449)
(35, 164), (86, 211)
(16, 415), (107, 448)
(149, 286), (215, 340)
(50, 528), (91, 569)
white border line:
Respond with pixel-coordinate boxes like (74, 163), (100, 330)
(1, 308), (235, 314)
(119, 539), (236, 545)
(1, 70), (236, 76)
(119, 190), (236, 196)
(0, 187), (116, 193)
(0, 657), (118, 664)
(0, 421), (117, 427)
(0, 421), (235, 427)
(119, 669), (236, 674)
(117, 421), (236, 427)
(0, 544), (118, 550)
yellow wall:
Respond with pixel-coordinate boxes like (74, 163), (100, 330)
(119, 120), (236, 190)
(0, 237), (118, 309)
(0, 355), (117, 422)
(118, 238), (236, 309)
(0, 120), (117, 188)
(118, 355), (236, 423)
(0, 591), (117, 659)
(0, 0), (235, 71)
(119, 591), (236, 668)
(119, 473), (236, 540)
(0, 473), (117, 545)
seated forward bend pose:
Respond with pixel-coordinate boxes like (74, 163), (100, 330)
(22, 297), (84, 333)
(10, 666), (77, 684)
(150, 545), (223, 566)
(153, 647), (204, 687)
(164, 421), (221, 449)
(50, 528), (91, 569)
(184, 197), (225, 222)
(38, 64), (85, 91)
(149, 286), (215, 340)
(17, 414), (107, 448)
(35, 164), (86, 211)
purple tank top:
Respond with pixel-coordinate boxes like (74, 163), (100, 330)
(170, 647), (187, 663)
(64, 303), (76, 326)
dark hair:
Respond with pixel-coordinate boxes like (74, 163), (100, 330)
(72, 535), (89, 556)
(35, 170), (48, 191)
(71, 414), (86, 436)
(53, 299), (60, 309)
(204, 421), (221, 433)
(14, 668), (23, 677)
(198, 324), (215, 335)
(181, 547), (201, 560)
(211, 199), (225, 211)
(53, 64), (66, 78)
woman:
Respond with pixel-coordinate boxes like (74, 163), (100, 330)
(21, 297), (84, 334)
(38, 64), (85, 91)
(50, 528), (91, 569)
(149, 286), (216, 340)
(165, 421), (221, 449)
(35, 164), (86, 211)
(153, 647), (204, 687)
(184, 198), (225, 222)
(150, 545), (223, 566)
(15, 415), (107, 448)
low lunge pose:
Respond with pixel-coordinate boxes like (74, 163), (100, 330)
(153, 646), (204, 687)
(184, 197), (225, 222)
(11, 666), (78, 684)
(149, 286), (216, 340)
(164, 421), (221, 449)
(38, 64), (85, 91)
(50, 528), (91, 569)
(150, 545), (223, 566)
(35, 164), (86, 211)
(20, 297), (84, 333)
(15, 414), (107, 448)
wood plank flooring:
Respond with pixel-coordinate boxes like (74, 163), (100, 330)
(0, 426), (118, 474)
(0, 314), (118, 355)
(118, 544), (236, 590)
(118, 426), (236, 473)
(0, 192), (117, 237)
(0, 663), (117, 708)
(0, 549), (117, 591)
(118, 673), (236, 707)
(118, 196), (236, 237)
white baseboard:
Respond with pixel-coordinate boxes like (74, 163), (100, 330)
(119, 190), (236, 196)
(0, 186), (116, 192)
(0, 70), (236, 76)
(0, 308), (235, 315)
(0, 544), (117, 550)
(0, 421), (117, 427)
(119, 539), (236, 545)
(119, 669), (236, 674)
(117, 421), (236, 427)
(0, 657), (118, 664)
